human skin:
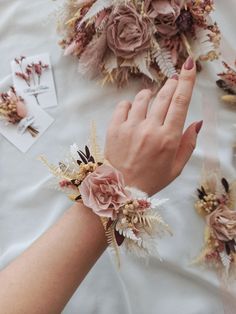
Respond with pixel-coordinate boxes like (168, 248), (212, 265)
(0, 57), (201, 314)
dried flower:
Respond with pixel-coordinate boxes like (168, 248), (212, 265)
(207, 205), (236, 242)
(176, 9), (194, 33)
(106, 4), (152, 59)
(79, 164), (131, 219)
(14, 57), (49, 106)
(148, 0), (182, 36)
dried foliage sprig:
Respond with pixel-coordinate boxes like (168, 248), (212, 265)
(14, 56), (49, 106)
(40, 137), (171, 264)
(57, 0), (220, 87)
(0, 87), (38, 137)
(195, 174), (236, 277)
(216, 60), (236, 106)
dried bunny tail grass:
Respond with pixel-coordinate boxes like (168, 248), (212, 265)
(221, 95), (236, 105)
(78, 32), (107, 78)
(89, 121), (104, 163)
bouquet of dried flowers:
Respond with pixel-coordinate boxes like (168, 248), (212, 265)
(0, 87), (38, 137)
(195, 174), (236, 277)
(57, 0), (220, 86)
(216, 60), (236, 106)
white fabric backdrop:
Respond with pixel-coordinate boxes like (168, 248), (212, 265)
(0, 1), (236, 313)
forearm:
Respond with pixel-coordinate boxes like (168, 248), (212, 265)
(0, 203), (107, 314)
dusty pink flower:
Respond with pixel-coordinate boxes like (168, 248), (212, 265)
(79, 164), (130, 218)
(207, 205), (236, 242)
(7, 89), (27, 118)
(16, 100), (27, 118)
(147, 0), (182, 36)
(106, 4), (151, 59)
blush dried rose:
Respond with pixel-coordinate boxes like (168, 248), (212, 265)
(207, 205), (236, 242)
(106, 4), (151, 59)
(146, 0), (181, 36)
(8, 89), (27, 119)
(79, 164), (130, 219)
(15, 100), (27, 118)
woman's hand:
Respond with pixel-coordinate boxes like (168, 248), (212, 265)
(105, 57), (202, 196)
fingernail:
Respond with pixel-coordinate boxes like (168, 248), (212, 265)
(171, 74), (179, 80)
(195, 120), (203, 134)
(184, 56), (194, 70)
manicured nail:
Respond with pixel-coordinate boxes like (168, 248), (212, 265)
(195, 120), (203, 134)
(171, 74), (179, 80)
(184, 56), (194, 70)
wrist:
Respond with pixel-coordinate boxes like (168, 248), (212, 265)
(67, 203), (107, 247)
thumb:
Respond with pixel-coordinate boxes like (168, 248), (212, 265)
(174, 120), (203, 175)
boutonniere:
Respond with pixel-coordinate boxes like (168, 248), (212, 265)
(195, 173), (236, 277)
(0, 87), (38, 137)
(216, 60), (236, 106)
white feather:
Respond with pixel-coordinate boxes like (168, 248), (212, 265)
(80, 0), (113, 24)
(133, 53), (156, 81)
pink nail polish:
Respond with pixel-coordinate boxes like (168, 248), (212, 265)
(171, 74), (179, 80)
(184, 56), (195, 70)
(195, 120), (203, 134)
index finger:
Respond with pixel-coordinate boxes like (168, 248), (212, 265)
(164, 57), (196, 136)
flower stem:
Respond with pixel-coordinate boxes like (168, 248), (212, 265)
(27, 125), (39, 137)
(34, 94), (40, 106)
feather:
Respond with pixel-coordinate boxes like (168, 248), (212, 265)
(64, 41), (80, 56)
(125, 232), (161, 259)
(190, 27), (219, 61)
(133, 53), (157, 81)
(78, 32), (107, 78)
(80, 0), (113, 24)
(154, 46), (177, 78)
(126, 187), (148, 200)
(116, 225), (140, 241)
(103, 52), (118, 73)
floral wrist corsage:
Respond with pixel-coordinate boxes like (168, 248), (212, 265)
(195, 174), (236, 277)
(40, 135), (170, 264)
(0, 87), (38, 137)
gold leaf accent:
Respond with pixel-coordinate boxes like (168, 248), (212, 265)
(104, 220), (120, 268)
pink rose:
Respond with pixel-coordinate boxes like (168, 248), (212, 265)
(207, 205), (236, 242)
(106, 4), (151, 59)
(146, 0), (181, 36)
(79, 164), (130, 218)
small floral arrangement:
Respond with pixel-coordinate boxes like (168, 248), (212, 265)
(216, 60), (236, 106)
(57, 0), (220, 86)
(40, 131), (170, 264)
(195, 174), (236, 276)
(0, 87), (38, 137)
(14, 56), (49, 106)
